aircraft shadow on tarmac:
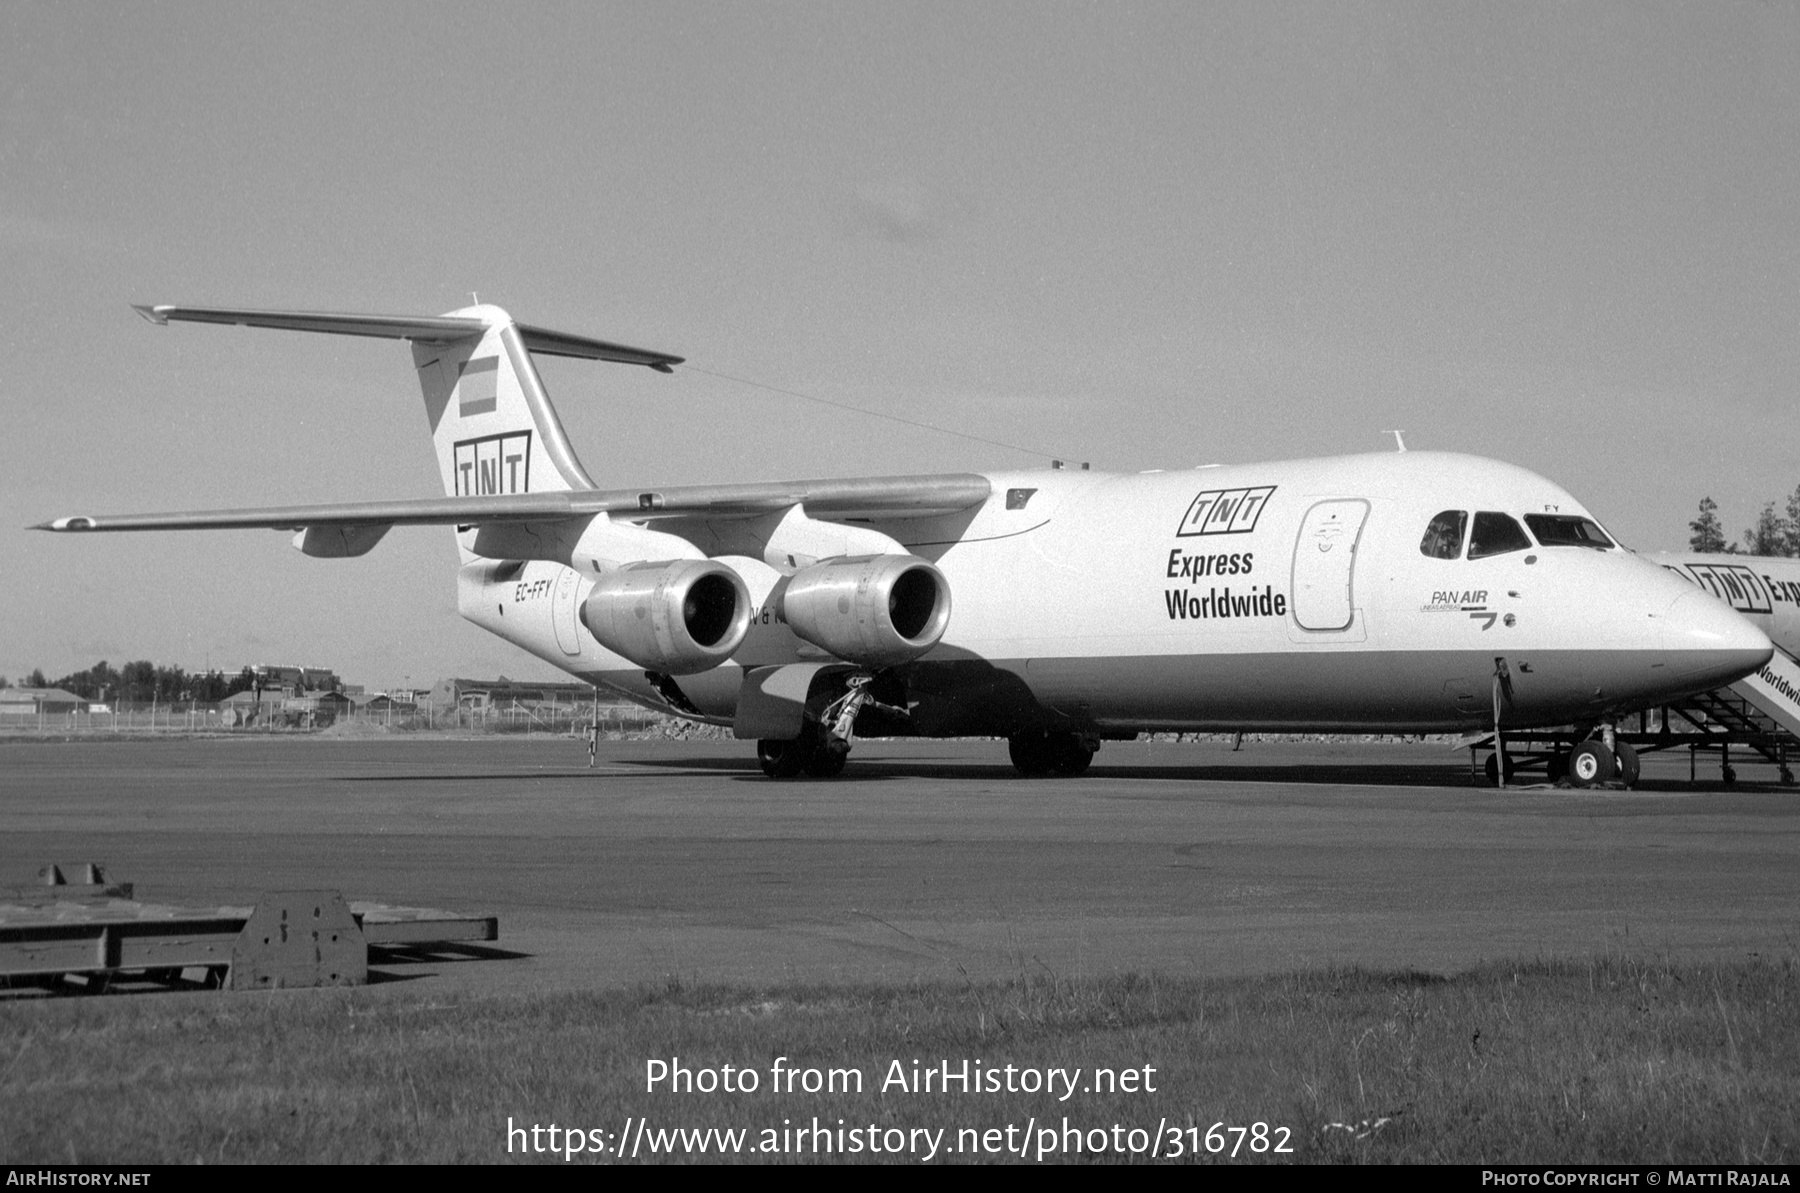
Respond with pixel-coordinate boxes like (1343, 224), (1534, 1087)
(318, 756), (1772, 791)
(334, 773), (641, 783)
(619, 756), (1481, 788)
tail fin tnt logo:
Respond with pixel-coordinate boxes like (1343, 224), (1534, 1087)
(1177, 486), (1276, 537)
(454, 431), (532, 496)
(457, 357), (500, 417)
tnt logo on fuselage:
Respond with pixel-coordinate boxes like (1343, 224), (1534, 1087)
(1177, 486), (1276, 537)
(454, 431), (533, 496)
(1666, 563), (1776, 616)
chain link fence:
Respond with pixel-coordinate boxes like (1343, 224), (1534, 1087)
(0, 698), (676, 737)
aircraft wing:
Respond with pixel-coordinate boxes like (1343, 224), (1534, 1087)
(33, 474), (993, 532)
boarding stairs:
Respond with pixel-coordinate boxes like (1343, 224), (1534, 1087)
(1669, 646), (1800, 783)
(1470, 647), (1800, 787)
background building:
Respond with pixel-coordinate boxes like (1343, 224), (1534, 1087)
(430, 677), (597, 712)
(0, 687), (88, 718)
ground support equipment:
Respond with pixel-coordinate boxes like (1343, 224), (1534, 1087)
(1466, 700), (1797, 789)
(0, 865), (499, 993)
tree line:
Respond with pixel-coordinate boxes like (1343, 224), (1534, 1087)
(3, 661), (260, 702)
(1689, 485), (1800, 556)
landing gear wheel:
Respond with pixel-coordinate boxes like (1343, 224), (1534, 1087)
(1546, 752), (1569, 784)
(804, 746), (849, 778)
(1009, 731), (1096, 777)
(1484, 752), (1514, 787)
(1049, 734), (1096, 777)
(1722, 765), (1737, 785)
(1568, 741), (1615, 788)
(1613, 741), (1640, 788)
(758, 735), (817, 779)
(1009, 732), (1055, 777)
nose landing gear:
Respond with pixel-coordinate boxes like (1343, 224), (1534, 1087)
(1479, 725), (1640, 788)
(1567, 740), (1615, 786)
(1565, 728), (1639, 789)
(1613, 740), (1641, 786)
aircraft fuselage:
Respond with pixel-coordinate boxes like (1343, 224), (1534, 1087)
(461, 451), (1768, 737)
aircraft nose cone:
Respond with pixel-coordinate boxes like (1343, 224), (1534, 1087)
(1661, 590), (1774, 687)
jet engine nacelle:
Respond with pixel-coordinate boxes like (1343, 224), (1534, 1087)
(781, 554), (951, 668)
(580, 559), (752, 675)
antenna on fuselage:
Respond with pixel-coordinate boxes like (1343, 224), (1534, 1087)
(1383, 430), (1407, 452)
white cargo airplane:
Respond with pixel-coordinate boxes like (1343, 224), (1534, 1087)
(36, 303), (1773, 783)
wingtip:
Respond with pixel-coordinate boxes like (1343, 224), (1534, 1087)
(131, 304), (169, 325)
(34, 517), (95, 532)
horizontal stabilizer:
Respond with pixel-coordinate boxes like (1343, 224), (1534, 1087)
(132, 304), (684, 372)
(33, 474), (993, 533)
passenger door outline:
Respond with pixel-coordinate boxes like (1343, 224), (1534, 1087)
(1290, 499), (1370, 632)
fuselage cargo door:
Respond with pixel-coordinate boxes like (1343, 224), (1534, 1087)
(552, 566), (583, 656)
(1290, 499), (1370, 632)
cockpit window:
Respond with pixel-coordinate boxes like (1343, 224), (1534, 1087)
(1524, 514), (1614, 550)
(1419, 510), (1467, 560)
(1468, 512), (1533, 560)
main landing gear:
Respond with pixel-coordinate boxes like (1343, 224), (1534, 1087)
(1008, 730), (1098, 778)
(756, 733), (845, 779)
(753, 671), (1103, 780)
(756, 674), (899, 779)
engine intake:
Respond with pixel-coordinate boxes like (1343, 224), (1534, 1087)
(782, 554), (951, 668)
(580, 559), (751, 674)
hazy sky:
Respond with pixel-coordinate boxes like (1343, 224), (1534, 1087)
(5, 1), (1797, 690)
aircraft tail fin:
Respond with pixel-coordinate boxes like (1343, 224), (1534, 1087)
(408, 306), (595, 498)
(133, 303), (682, 498)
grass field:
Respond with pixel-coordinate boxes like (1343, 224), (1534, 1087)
(2, 956), (1795, 1164)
